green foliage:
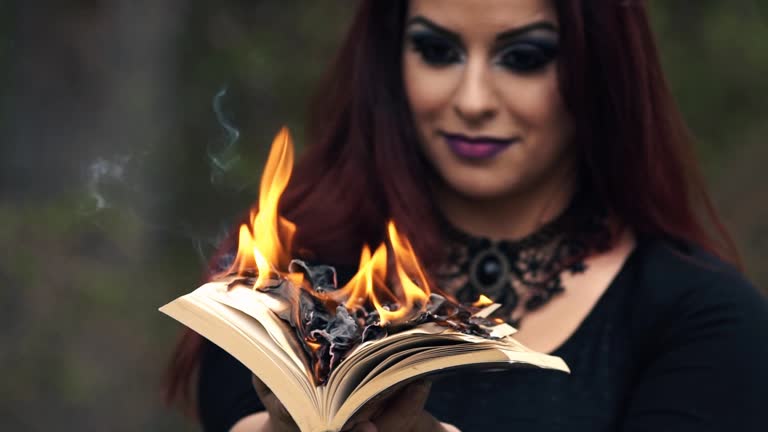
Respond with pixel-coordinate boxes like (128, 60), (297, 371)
(176, 3), (351, 192)
(1, 2), (765, 431)
(650, 1), (768, 172)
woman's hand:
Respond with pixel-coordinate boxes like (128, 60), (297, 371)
(251, 376), (457, 432)
(342, 380), (456, 432)
(251, 375), (301, 432)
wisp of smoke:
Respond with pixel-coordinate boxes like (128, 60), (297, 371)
(85, 155), (132, 211)
(79, 87), (249, 270)
(209, 87), (242, 185)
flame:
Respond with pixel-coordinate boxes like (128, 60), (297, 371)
(473, 294), (494, 308)
(305, 339), (322, 352)
(226, 127), (296, 284)
(225, 127), (435, 326)
(379, 221), (431, 323)
(331, 222), (432, 325)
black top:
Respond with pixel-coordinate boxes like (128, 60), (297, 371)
(197, 238), (768, 431)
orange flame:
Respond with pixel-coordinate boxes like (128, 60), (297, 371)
(226, 127), (434, 325)
(473, 294), (494, 308)
(227, 127), (296, 286)
(331, 222), (431, 325)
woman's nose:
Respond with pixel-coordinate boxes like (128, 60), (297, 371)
(452, 58), (499, 124)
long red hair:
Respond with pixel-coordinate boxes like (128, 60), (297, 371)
(164, 0), (740, 412)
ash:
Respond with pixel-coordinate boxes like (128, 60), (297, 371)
(229, 259), (498, 385)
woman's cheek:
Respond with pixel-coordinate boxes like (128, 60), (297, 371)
(404, 60), (457, 120)
(497, 71), (558, 128)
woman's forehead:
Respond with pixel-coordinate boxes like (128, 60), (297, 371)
(406, 0), (558, 35)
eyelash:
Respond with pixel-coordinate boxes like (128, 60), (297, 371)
(497, 42), (558, 72)
(409, 35), (463, 66)
(408, 34), (558, 73)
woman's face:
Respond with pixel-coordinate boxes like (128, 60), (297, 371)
(403, 0), (574, 202)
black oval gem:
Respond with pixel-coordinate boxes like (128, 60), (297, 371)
(476, 253), (503, 286)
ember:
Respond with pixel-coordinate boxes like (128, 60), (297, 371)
(218, 128), (504, 384)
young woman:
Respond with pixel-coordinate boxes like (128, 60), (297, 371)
(166, 1), (768, 431)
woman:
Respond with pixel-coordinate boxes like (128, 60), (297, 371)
(166, 1), (768, 431)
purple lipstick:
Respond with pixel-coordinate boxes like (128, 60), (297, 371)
(442, 132), (517, 160)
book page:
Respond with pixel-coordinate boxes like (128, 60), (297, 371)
(163, 284), (569, 432)
(329, 348), (569, 430)
(326, 324), (512, 414)
(160, 294), (326, 432)
(200, 282), (312, 380)
(324, 333), (463, 417)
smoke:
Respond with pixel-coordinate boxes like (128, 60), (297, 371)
(208, 86), (244, 187)
(83, 87), (245, 214)
(84, 155), (134, 212)
(193, 225), (236, 269)
(83, 153), (230, 265)
(79, 86), (251, 266)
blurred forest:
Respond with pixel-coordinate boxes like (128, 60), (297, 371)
(0, 2), (765, 431)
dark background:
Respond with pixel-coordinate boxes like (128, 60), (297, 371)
(0, 2), (765, 431)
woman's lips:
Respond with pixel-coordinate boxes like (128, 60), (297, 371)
(442, 132), (517, 160)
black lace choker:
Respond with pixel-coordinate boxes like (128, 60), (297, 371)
(436, 196), (612, 328)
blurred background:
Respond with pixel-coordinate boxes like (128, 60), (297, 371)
(0, 1), (765, 431)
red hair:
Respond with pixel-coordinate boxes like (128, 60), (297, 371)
(164, 0), (740, 412)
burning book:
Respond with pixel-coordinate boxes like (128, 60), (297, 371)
(160, 128), (570, 432)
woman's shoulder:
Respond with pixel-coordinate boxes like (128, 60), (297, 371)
(619, 238), (768, 429)
(630, 236), (761, 305)
(626, 236), (768, 351)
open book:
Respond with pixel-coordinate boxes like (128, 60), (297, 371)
(160, 280), (570, 432)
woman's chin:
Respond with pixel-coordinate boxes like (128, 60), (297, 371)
(440, 179), (523, 203)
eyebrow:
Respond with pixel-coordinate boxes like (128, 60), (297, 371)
(405, 16), (558, 44)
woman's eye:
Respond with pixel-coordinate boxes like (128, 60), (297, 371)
(409, 35), (462, 66)
(498, 43), (557, 72)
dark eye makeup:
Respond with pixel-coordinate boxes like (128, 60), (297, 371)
(407, 32), (463, 67)
(406, 28), (559, 74)
(496, 39), (559, 73)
